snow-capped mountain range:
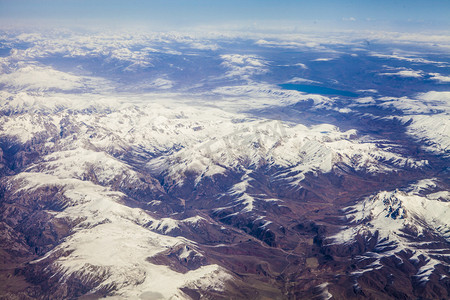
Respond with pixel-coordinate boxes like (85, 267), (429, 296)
(0, 29), (449, 299)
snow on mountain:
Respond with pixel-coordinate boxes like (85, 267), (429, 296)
(378, 68), (450, 83)
(1, 94), (427, 207)
(1, 28), (449, 298)
(148, 114), (426, 192)
(0, 64), (107, 92)
(0, 89), (433, 295)
(329, 179), (450, 282)
(403, 114), (450, 155)
(1, 31), (221, 79)
(25, 148), (149, 189)
(210, 83), (331, 107)
(369, 52), (450, 67)
(7, 171), (231, 299)
(332, 189), (450, 243)
(377, 91), (450, 156)
(379, 68), (424, 78)
(148, 216), (207, 234)
(220, 54), (267, 79)
(0, 91), (122, 114)
(428, 73), (450, 83)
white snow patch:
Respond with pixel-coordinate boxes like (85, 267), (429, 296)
(316, 282), (332, 300)
(286, 77), (319, 84)
(379, 69), (424, 78)
(313, 58), (335, 62)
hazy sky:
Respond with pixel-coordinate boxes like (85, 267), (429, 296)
(1, 0), (449, 32)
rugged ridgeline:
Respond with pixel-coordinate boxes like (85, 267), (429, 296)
(0, 30), (449, 299)
(0, 98), (448, 299)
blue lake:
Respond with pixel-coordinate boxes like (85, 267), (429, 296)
(280, 83), (358, 97)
